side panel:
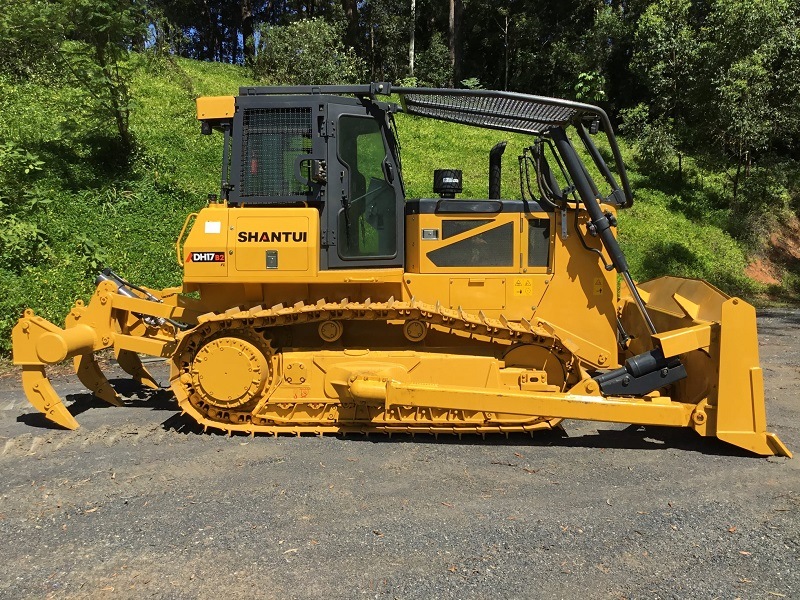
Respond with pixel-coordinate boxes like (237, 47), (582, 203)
(183, 206), (320, 283)
(402, 200), (619, 368)
(183, 206), (230, 280)
(234, 213), (313, 272)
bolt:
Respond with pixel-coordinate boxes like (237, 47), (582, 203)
(100, 297), (107, 305)
(622, 375), (630, 386)
(660, 368), (669, 377)
(585, 380), (599, 394)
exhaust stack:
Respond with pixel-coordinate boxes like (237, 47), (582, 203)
(489, 141), (507, 199)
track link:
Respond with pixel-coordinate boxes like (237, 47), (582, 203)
(170, 298), (574, 436)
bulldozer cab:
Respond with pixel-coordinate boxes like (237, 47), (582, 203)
(221, 88), (405, 270)
(202, 84), (635, 274)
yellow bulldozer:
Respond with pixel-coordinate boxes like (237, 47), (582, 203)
(11, 84), (791, 457)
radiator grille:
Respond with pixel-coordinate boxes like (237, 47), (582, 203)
(528, 218), (550, 267)
(240, 108), (312, 197)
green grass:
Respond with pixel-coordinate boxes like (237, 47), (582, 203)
(0, 57), (764, 353)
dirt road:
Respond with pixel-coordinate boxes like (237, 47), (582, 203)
(0, 311), (798, 599)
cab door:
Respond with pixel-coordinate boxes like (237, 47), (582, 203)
(325, 103), (404, 269)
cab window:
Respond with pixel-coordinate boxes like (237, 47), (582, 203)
(337, 116), (397, 259)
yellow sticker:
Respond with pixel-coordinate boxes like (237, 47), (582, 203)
(593, 277), (604, 296)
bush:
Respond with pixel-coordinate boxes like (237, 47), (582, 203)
(620, 103), (677, 170)
(250, 18), (365, 85)
(415, 32), (451, 87)
(728, 164), (792, 249)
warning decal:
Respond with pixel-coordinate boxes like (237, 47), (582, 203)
(513, 278), (534, 297)
(593, 277), (604, 296)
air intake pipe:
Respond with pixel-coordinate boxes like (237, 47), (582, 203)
(489, 141), (507, 199)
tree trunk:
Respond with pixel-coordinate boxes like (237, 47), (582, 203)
(448, 0), (455, 86)
(454, 0), (463, 85)
(342, 0), (358, 49)
(242, 0), (255, 62)
(733, 153), (742, 200)
(370, 7), (375, 80)
(448, 0), (463, 87)
(502, 12), (509, 90)
(97, 43), (132, 151)
(409, 0), (416, 77)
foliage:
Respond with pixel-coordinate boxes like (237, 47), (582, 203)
(59, 0), (147, 150)
(0, 0), (65, 80)
(460, 77), (483, 90)
(1, 0), (800, 353)
(729, 163), (793, 249)
(250, 18), (365, 85)
(620, 104), (677, 170)
(574, 72), (606, 102)
(415, 32), (451, 87)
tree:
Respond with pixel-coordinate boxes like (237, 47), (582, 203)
(448, 0), (463, 86)
(700, 0), (800, 198)
(362, 0), (413, 81)
(0, 0), (67, 80)
(630, 0), (699, 176)
(409, 0), (416, 76)
(242, 0), (257, 62)
(60, 0), (146, 151)
(342, 0), (359, 49)
(250, 17), (365, 85)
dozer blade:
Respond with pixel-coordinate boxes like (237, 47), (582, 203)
(21, 365), (79, 430)
(712, 296), (791, 457)
(115, 348), (160, 389)
(74, 353), (123, 407)
(621, 276), (792, 458)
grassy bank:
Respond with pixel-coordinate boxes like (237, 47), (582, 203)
(0, 57), (769, 352)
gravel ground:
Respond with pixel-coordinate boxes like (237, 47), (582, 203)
(0, 310), (798, 600)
